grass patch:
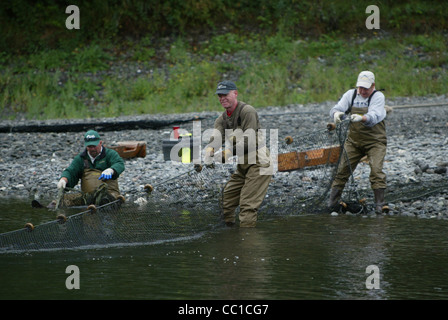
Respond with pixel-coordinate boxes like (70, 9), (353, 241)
(1, 32), (447, 120)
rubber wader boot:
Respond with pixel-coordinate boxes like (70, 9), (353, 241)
(374, 189), (389, 214)
(328, 188), (343, 212)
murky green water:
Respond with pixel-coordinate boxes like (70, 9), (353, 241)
(1, 198), (448, 300)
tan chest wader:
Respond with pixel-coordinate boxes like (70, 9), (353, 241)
(62, 169), (121, 207)
(329, 89), (389, 214)
(220, 103), (272, 227)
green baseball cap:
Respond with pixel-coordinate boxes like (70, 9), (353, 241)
(84, 130), (101, 147)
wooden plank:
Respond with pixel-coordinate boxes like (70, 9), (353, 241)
(277, 151), (299, 171)
(278, 146), (341, 172)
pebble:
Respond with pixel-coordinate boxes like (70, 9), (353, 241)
(0, 95), (447, 219)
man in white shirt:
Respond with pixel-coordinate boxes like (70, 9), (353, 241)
(329, 71), (388, 214)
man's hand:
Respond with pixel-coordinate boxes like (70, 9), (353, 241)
(99, 168), (114, 180)
(204, 147), (214, 164)
(334, 111), (345, 124)
(350, 114), (363, 122)
(221, 149), (232, 163)
(57, 178), (67, 189)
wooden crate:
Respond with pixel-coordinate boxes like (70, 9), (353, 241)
(277, 146), (341, 172)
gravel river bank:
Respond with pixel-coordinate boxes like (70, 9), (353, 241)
(0, 94), (447, 218)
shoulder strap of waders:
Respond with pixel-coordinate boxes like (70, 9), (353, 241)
(345, 88), (357, 115)
(367, 89), (385, 107)
(237, 103), (247, 126)
(368, 90), (377, 107)
(346, 88), (385, 114)
(222, 103), (247, 129)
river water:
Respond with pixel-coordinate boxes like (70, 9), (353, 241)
(1, 198), (448, 301)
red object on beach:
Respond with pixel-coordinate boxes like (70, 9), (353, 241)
(173, 126), (180, 139)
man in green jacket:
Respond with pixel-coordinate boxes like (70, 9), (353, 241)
(56, 130), (125, 206)
(206, 81), (272, 227)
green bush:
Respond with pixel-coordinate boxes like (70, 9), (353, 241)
(1, 0), (447, 120)
(2, 0), (447, 54)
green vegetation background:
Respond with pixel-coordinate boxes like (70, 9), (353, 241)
(1, 0), (447, 120)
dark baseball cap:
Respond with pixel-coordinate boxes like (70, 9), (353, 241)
(215, 81), (237, 94)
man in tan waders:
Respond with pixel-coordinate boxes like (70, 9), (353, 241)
(56, 130), (125, 207)
(205, 81), (272, 227)
(329, 71), (388, 214)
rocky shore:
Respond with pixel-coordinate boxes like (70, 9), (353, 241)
(0, 94), (447, 217)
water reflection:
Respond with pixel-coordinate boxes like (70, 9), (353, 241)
(1, 198), (448, 299)
(202, 227), (275, 300)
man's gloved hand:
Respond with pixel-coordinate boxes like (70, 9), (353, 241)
(57, 178), (67, 189)
(334, 111), (345, 124)
(221, 149), (232, 163)
(99, 168), (114, 180)
(350, 114), (363, 122)
(204, 147), (214, 164)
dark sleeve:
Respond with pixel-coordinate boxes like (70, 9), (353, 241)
(60, 155), (84, 188)
(107, 149), (125, 178)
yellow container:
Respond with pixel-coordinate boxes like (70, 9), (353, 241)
(180, 133), (192, 163)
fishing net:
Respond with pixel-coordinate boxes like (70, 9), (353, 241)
(0, 165), (231, 253)
(0, 122), (348, 252)
(261, 120), (351, 216)
(1, 118), (446, 253)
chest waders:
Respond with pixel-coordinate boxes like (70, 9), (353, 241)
(61, 169), (121, 207)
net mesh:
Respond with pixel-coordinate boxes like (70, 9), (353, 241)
(1, 118), (447, 253)
(0, 165), (232, 253)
